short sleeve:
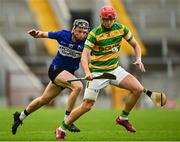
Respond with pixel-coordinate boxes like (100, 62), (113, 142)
(123, 26), (133, 42)
(84, 31), (96, 50)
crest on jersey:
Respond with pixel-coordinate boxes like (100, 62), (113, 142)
(112, 47), (118, 52)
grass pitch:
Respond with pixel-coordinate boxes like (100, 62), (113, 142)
(0, 107), (180, 141)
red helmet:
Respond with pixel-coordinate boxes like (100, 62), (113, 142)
(100, 6), (116, 19)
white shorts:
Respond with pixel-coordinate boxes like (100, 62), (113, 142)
(83, 66), (129, 101)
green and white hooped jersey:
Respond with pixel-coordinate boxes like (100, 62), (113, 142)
(84, 22), (133, 72)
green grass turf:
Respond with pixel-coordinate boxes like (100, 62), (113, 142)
(0, 107), (180, 141)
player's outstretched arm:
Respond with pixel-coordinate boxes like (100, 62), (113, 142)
(27, 29), (48, 38)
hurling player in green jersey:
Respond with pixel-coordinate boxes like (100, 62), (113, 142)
(57, 6), (166, 140)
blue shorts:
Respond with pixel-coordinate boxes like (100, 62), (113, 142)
(48, 65), (75, 83)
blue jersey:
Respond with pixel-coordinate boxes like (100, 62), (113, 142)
(48, 30), (85, 73)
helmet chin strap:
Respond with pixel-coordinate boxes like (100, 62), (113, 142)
(71, 31), (82, 42)
(101, 19), (115, 29)
(71, 32), (76, 42)
(101, 24), (113, 29)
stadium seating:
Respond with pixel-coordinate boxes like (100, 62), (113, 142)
(0, 0), (180, 107)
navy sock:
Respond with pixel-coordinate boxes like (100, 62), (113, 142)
(24, 109), (30, 116)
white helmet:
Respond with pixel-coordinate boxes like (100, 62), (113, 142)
(73, 19), (90, 29)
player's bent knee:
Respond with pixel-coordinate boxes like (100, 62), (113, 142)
(132, 87), (144, 96)
(72, 83), (83, 92)
(82, 99), (95, 112)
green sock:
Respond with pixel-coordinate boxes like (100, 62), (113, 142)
(120, 110), (129, 118)
(61, 121), (68, 130)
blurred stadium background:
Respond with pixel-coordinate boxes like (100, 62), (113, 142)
(0, 0), (180, 109)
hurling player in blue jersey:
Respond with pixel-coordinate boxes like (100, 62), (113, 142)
(12, 19), (90, 135)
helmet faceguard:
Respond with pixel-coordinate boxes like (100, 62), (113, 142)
(100, 6), (116, 19)
(72, 19), (89, 42)
(73, 19), (90, 29)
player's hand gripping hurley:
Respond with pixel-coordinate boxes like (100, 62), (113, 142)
(67, 72), (116, 83)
